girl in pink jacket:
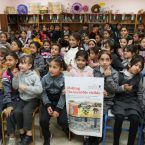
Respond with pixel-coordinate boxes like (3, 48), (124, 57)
(69, 50), (93, 77)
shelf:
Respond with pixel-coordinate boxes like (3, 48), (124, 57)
(39, 22), (61, 24)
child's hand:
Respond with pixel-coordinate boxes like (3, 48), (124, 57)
(104, 90), (108, 96)
(124, 84), (133, 91)
(19, 84), (27, 92)
(104, 68), (112, 76)
(67, 65), (72, 72)
(4, 107), (13, 117)
(52, 111), (59, 118)
(47, 107), (53, 115)
(12, 68), (19, 77)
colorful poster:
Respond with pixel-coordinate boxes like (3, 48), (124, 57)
(65, 77), (104, 137)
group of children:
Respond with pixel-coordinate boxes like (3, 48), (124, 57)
(0, 22), (145, 145)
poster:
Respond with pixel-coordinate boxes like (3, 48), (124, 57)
(65, 77), (104, 137)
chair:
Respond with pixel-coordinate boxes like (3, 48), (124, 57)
(1, 106), (40, 145)
(102, 110), (144, 145)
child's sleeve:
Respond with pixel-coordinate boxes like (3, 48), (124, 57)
(35, 56), (45, 74)
(105, 71), (119, 93)
(41, 76), (52, 108)
(138, 78), (145, 113)
(2, 76), (13, 107)
(25, 74), (43, 95)
(55, 86), (66, 113)
(12, 75), (19, 90)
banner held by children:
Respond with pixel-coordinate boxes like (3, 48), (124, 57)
(65, 77), (104, 137)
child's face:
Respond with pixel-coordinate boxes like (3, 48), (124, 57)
(84, 36), (89, 44)
(88, 41), (96, 49)
(49, 61), (62, 76)
(141, 39), (145, 49)
(64, 35), (69, 42)
(133, 34), (140, 42)
(128, 62), (142, 75)
(55, 26), (60, 31)
(50, 25), (54, 30)
(75, 56), (87, 69)
(95, 35), (101, 43)
(82, 26), (88, 30)
(11, 41), (20, 52)
(124, 49), (133, 59)
(63, 26), (69, 31)
(51, 45), (60, 56)
(43, 42), (50, 50)
(102, 43), (111, 53)
(99, 54), (112, 70)
(42, 25), (47, 31)
(0, 34), (7, 43)
(15, 34), (19, 38)
(6, 55), (18, 69)
(138, 24), (144, 31)
(89, 50), (97, 60)
(30, 43), (37, 54)
(120, 39), (127, 48)
(69, 36), (80, 48)
(92, 27), (99, 33)
(103, 31), (110, 39)
(21, 32), (27, 39)
(120, 28), (128, 37)
(19, 59), (32, 73)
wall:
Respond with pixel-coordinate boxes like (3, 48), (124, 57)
(0, 0), (145, 14)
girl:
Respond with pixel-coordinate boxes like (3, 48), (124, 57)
(83, 35), (89, 51)
(0, 48), (8, 142)
(112, 56), (144, 145)
(0, 32), (11, 49)
(102, 40), (124, 71)
(59, 38), (69, 57)
(95, 34), (102, 48)
(117, 37), (128, 60)
(88, 47), (100, 68)
(19, 31), (28, 47)
(102, 30), (112, 43)
(10, 39), (23, 58)
(88, 39), (97, 50)
(122, 44), (137, 68)
(94, 50), (118, 112)
(93, 50), (119, 145)
(64, 32), (82, 69)
(69, 50), (93, 145)
(13, 55), (43, 145)
(40, 40), (51, 61)
(120, 26), (132, 44)
(70, 50), (93, 77)
(29, 41), (45, 76)
(40, 56), (68, 145)
(2, 52), (19, 145)
(40, 25), (50, 42)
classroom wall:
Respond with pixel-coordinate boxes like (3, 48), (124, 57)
(0, 0), (145, 14)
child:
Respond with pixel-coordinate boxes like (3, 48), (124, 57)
(112, 56), (144, 145)
(94, 50), (118, 112)
(88, 39), (97, 50)
(0, 32), (11, 49)
(102, 40), (124, 71)
(0, 48), (8, 142)
(62, 24), (71, 37)
(64, 32), (82, 69)
(13, 55), (43, 145)
(117, 37), (128, 60)
(2, 52), (19, 145)
(69, 50), (93, 145)
(59, 38), (69, 57)
(123, 44), (137, 68)
(95, 34), (102, 48)
(88, 47), (100, 68)
(40, 56), (68, 145)
(40, 25), (50, 42)
(89, 24), (100, 39)
(40, 40), (51, 62)
(137, 23), (145, 34)
(70, 50), (93, 77)
(93, 50), (119, 145)
(51, 25), (62, 43)
(19, 31), (28, 47)
(29, 41), (45, 76)
(102, 30), (112, 43)
(10, 39), (23, 58)
(83, 35), (89, 51)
